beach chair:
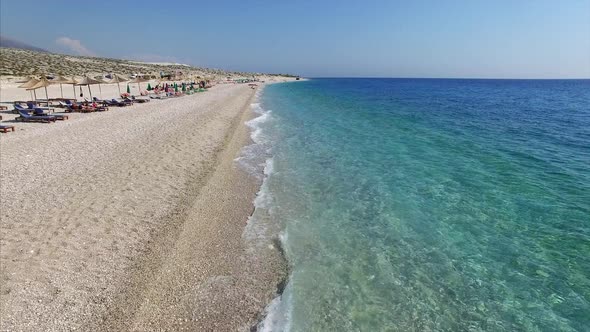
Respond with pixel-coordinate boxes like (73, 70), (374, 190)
(14, 104), (49, 115)
(128, 96), (150, 103)
(93, 97), (111, 108)
(51, 114), (69, 120)
(16, 110), (56, 123)
(0, 124), (15, 133)
(65, 104), (94, 113)
(78, 105), (95, 113)
(104, 99), (127, 107)
(64, 100), (83, 108)
(36, 107), (68, 120)
(94, 104), (109, 112)
(34, 110), (68, 120)
(115, 98), (133, 106)
(27, 102), (52, 112)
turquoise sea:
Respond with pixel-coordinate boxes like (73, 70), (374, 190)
(239, 79), (590, 331)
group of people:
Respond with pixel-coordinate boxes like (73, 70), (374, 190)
(151, 80), (209, 94)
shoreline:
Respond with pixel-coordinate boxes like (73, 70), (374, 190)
(0, 84), (288, 330)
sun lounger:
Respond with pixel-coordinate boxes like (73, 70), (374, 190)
(104, 99), (126, 107)
(0, 124), (15, 133)
(116, 98), (133, 106)
(78, 106), (95, 113)
(43, 112), (68, 120)
(16, 110), (56, 123)
(64, 100), (83, 108)
(65, 104), (94, 113)
(127, 96), (150, 103)
(14, 104), (50, 115)
(94, 105), (109, 111)
(111, 99), (132, 106)
(27, 102), (52, 112)
(52, 114), (69, 120)
(30, 106), (53, 116)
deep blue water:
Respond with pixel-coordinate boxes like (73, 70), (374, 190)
(245, 79), (590, 331)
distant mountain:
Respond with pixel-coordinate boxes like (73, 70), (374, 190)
(0, 35), (48, 53)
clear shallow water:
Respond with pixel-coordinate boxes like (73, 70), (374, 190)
(246, 79), (590, 331)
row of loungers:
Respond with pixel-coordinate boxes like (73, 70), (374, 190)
(94, 97), (150, 106)
(57, 100), (110, 112)
(2, 93), (165, 132)
(2, 90), (187, 133)
(64, 104), (109, 113)
(57, 97), (149, 111)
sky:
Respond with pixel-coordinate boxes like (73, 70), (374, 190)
(1, 0), (589, 78)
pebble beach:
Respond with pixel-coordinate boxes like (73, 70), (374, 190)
(0, 83), (289, 331)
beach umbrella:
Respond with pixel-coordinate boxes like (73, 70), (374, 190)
(108, 74), (129, 95)
(95, 78), (110, 99)
(127, 85), (130, 94)
(75, 76), (101, 100)
(182, 83), (186, 92)
(18, 77), (40, 100)
(175, 85), (178, 93)
(27, 78), (52, 103)
(128, 76), (149, 94)
(70, 77), (80, 100)
(51, 75), (76, 99)
(147, 83), (152, 91)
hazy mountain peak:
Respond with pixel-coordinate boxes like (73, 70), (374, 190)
(0, 35), (48, 53)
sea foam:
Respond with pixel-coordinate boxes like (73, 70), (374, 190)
(234, 96), (273, 180)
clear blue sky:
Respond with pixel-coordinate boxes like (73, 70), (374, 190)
(1, 0), (589, 78)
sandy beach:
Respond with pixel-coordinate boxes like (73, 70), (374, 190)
(0, 83), (288, 331)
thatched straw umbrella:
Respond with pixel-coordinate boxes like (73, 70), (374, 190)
(128, 76), (149, 94)
(95, 77), (111, 99)
(27, 78), (52, 103)
(52, 75), (77, 99)
(108, 74), (129, 96)
(18, 77), (40, 100)
(75, 76), (102, 100)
